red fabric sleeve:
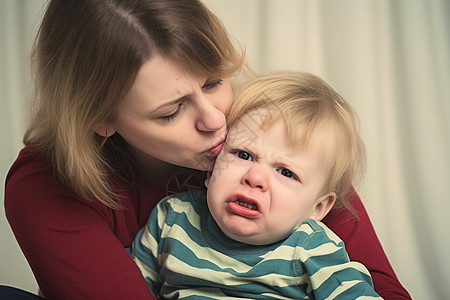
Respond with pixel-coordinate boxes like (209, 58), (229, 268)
(322, 190), (411, 299)
(5, 149), (157, 300)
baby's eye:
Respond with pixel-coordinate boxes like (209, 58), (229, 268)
(234, 150), (253, 161)
(277, 168), (298, 180)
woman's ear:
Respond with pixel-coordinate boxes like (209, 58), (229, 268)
(309, 192), (336, 222)
(95, 124), (116, 137)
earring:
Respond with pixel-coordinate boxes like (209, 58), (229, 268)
(99, 129), (109, 148)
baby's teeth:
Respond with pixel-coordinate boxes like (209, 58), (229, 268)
(236, 200), (256, 210)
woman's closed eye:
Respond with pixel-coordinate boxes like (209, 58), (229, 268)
(158, 80), (222, 123)
(202, 79), (222, 91)
(159, 102), (184, 122)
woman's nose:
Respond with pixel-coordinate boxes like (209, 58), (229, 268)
(242, 165), (269, 192)
(195, 99), (226, 132)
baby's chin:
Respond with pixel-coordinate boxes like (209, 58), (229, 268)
(226, 225), (294, 245)
(221, 227), (279, 246)
(229, 235), (276, 246)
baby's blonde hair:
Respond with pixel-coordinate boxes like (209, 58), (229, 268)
(228, 71), (366, 212)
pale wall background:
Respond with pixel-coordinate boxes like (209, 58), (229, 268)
(1, 1), (449, 299)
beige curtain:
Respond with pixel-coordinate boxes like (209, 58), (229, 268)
(0, 0), (46, 293)
(1, 0), (449, 298)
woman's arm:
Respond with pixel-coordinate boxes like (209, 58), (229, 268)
(323, 190), (411, 299)
(5, 149), (156, 300)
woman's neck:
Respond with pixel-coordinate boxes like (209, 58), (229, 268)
(132, 148), (206, 191)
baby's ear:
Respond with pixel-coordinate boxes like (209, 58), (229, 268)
(204, 171), (213, 188)
(310, 192), (336, 222)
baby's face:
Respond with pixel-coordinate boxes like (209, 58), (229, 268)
(206, 111), (333, 245)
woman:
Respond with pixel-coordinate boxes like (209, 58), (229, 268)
(3, 0), (410, 299)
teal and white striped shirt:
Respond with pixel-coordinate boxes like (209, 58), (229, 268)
(131, 189), (382, 299)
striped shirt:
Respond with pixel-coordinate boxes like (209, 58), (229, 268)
(131, 189), (382, 299)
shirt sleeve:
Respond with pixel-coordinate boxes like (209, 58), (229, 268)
(323, 190), (411, 299)
(5, 151), (156, 300)
(299, 222), (382, 299)
(131, 199), (169, 297)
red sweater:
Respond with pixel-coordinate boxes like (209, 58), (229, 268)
(5, 147), (411, 299)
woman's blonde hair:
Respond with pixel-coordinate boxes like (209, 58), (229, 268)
(25, 0), (244, 209)
(228, 71), (366, 212)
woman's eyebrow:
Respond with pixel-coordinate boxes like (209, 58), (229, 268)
(150, 98), (184, 114)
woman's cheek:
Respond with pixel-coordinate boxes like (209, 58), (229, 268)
(216, 80), (234, 114)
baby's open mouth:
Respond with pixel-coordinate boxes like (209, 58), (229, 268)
(235, 199), (257, 211)
(228, 195), (261, 218)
